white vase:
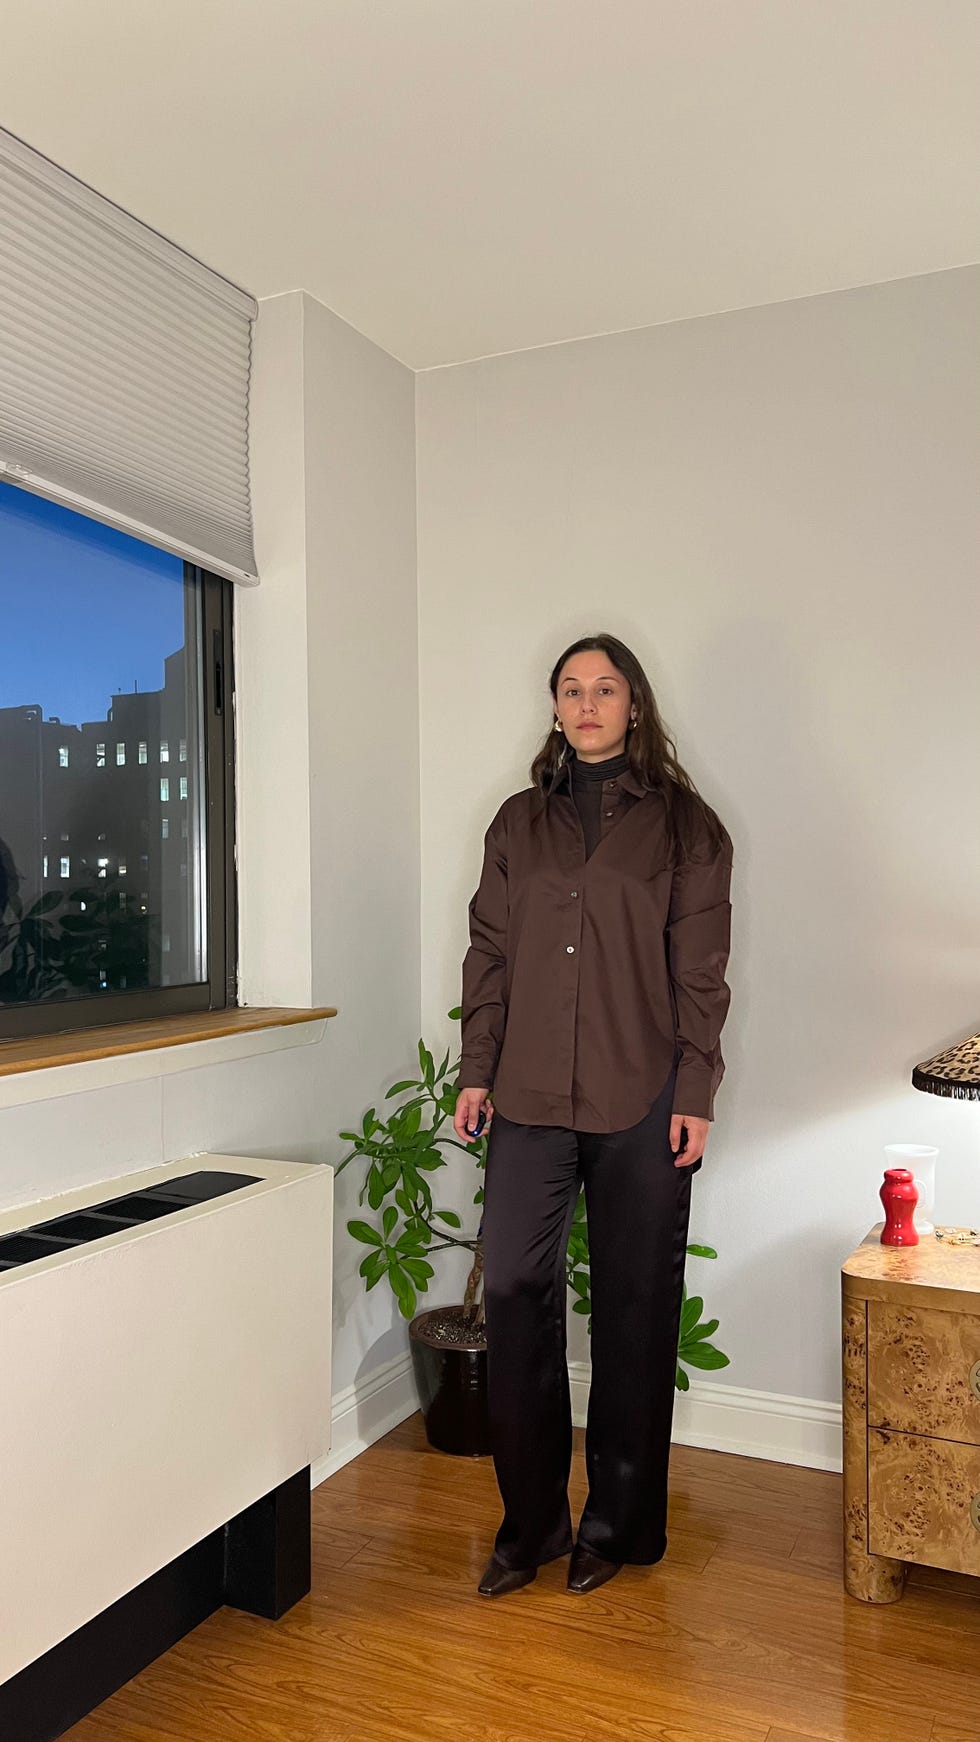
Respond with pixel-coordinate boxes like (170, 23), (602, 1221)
(884, 1143), (939, 1237)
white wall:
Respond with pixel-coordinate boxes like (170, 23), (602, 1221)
(417, 265), (980, 1408)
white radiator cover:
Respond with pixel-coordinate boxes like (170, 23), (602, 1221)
(0, 1154), (332, 1684)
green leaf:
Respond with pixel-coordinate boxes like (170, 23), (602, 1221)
(361, 1106), (377, 1137)
(401, 1103), (422, 1139)
(401, 1257), (434, 1286)
(680, 1295), (704, 1336)
(385, 1078), (419, 1098)
(474, 1187), (484, 1205)
(572, 1299), (591, 1315)
(338, 1130), (360, 1144)
(347, 1219), (383, 1247)
(680, 1343), (730, 1370)
(395, 1188), (415, 1216)
(686, 1243), (718, 1260)
(447, 1005), (462, 1021)
(388, 1264), (418, 1320)
(436, 1048), (451, 1082)
(570, 1271), (590, 1298)
(367, 1168), (385, 1210)
(684, 1317), (719, 1344)
(434, 1208), (462, 1228)
(675, 1364), (690, 1392)
(382, 1205), (398, 1239)
(359, 1251), (386, 1283)
(380, 1162), (400, 1193)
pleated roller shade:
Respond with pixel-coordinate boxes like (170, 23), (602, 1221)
(0, 128), (259, 584)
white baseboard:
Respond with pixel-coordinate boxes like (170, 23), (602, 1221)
(568, 1360), (842, 1473)
(311, 1351), (843, 1490)
(311, 1351), (419, 1486)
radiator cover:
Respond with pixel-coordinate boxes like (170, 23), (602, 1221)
(0, 1153), (332, 1684)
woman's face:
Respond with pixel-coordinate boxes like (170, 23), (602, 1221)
(554, 651), (635, 761)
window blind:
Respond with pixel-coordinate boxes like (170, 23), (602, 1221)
(0, 128), (258, 585)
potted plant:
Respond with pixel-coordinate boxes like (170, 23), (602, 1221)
(338, 1010), (729, 1455)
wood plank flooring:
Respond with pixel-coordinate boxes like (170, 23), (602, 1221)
(65, 1415), (980, 1742)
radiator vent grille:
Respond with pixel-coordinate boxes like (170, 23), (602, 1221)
(0, 1172), (259, 1272)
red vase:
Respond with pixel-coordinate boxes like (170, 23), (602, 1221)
(880, 1167), (919, 1246)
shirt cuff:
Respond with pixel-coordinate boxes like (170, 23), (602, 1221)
(672, 1063), (717, 1122)
(458, 1055), (494, 1091)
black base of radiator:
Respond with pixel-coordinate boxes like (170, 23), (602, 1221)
(0, 1465), (311, 1742)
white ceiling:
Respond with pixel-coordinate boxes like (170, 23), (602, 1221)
(1, 1), (977, 369)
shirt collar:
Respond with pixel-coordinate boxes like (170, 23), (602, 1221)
(550, 753), (649, 800)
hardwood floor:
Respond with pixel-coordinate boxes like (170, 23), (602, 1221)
(65, 1415), (980, 1742)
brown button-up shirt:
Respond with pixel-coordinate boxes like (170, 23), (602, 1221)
(459, 759), (733, 1131)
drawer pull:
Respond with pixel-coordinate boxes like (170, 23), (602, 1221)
(970, 1361), (980, 1402)
(971, 1495), (980, 1533)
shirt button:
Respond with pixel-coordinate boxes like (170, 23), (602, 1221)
(570, 890), (578, 899)
(604, 809), (614, 817)
(566, 945), (575, 954)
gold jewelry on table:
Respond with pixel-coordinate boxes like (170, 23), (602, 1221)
(934, 1225), (980, 1245)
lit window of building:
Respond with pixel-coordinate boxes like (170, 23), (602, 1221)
(179, 738), (187, 763)
(162, 817), (170, 840)
(179, 777), (188, 800)
(118, 860), (127, 876)
(160, 777), (170, 802)
(96, 743), (106, 768)
(97, 856), (109, 879)
(42, 855), (48, 878)
(58, 745), (69, 768)
(160, 740), (169, 763)
(138, 741), (148, 765)
(60, 856), (70, 878)
(116, 742), (126, 766)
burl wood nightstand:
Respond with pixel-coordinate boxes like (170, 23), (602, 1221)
(842, 1224), (980, 1602)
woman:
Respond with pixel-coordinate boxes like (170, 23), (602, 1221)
(454, 633), (733, 1598)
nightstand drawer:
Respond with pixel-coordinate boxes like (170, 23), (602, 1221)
(868, 1301), (980, 1442)
(868, 1428), (980, 1574)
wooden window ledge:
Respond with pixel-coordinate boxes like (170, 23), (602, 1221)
(0, 1007), (337, 1083)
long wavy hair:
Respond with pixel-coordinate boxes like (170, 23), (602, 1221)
(529, 632), (725, 859)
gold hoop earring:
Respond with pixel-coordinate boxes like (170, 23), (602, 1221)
(554, 720), (564, 732)
(630, 718), (637, 729)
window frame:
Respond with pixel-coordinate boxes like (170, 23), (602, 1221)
(0, 564), (237, 1039)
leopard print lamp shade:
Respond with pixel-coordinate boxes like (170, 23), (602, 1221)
(912, 1031), (980, 1101)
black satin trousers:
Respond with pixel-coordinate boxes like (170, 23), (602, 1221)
(481, 1064), (696, 1570)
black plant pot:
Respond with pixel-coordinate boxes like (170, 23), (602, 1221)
(409, 1305), (491, 1456)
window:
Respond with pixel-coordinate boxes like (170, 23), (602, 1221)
(0, 482), (236, 1037)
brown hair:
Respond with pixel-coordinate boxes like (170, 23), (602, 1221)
(530, 632), (725, 859)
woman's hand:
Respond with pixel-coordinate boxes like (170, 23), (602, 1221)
(454, 1086), (493, 1144)
(670, 1113), (709, 1169)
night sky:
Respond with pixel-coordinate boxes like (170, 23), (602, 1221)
(0, 481), (185, 728)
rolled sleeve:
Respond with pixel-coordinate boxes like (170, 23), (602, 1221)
(459, 807), (509, 1090)
(666, 818), (733, 1121)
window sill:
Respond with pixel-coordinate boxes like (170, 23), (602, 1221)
(0, 1007), (337, 1108)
